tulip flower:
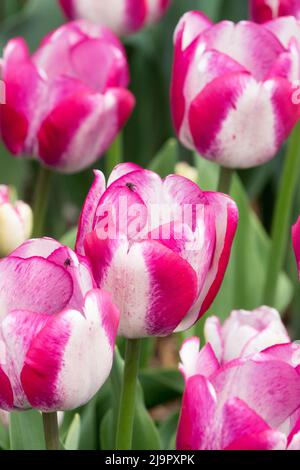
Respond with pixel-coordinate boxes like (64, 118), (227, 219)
(292, 216), (300, 276)
(59, 0), (171, 36)
(204, 306), (290, 362)
(75, 163), (238, 338)
(175, 162), (198, 184)
(171, 11), (300, 168)
(177, 337), (300, 450)
(0, 238), (119, 412)
(0, 21), (134, 173)
(0, 185), (32, 257)
(250, 0), (300, 23)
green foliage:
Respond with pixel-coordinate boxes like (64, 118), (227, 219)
(9, 411), (46, 450)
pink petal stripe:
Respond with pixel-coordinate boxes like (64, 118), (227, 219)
(292, 216), (300, 276)
(76, 170), (106, 255)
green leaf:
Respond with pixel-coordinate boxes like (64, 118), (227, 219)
(64, 414), (81, 451)
(9, 410), (46, 450)
(140, 369), (184, 409)
(159, 411), (179, 451)
(100, 409), (114, 450)
(0, 418), (9, 450)
(193, 156), (293, 324)
(101, 348), (161, 450)
(0, 0), (63, 52)
(60, 227), (77, 249)
(148, 139), (179, 178)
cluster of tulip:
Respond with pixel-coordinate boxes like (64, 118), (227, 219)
(1, 0), (300, 452)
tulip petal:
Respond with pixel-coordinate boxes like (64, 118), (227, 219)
(212, 357), (300, 429)
(10, 237), (62, 259)
(174, 11), (213, 51)
(76, 170), (106, 255)
(177, 191), (238, 329)
(264, 16), (300, 48)
(70, 37), (129, 91)
(1, 310), (50, 409)
(177, 375), (217, 450)
(199, 21), (285, 81)
(21, 289), (119, 411)
(292, 216), (300, 277)
(0, 257), (73, 321)
(38, 88), (134, 173)
(84, 233), (198, 338)
(179, 337), (219, 380)
(0, 38), (44, 154)
(189, 72), (299, 168)
(222, 397), (286, 450)
(107, 162), (142, 187)
(0, 366), (14, 410)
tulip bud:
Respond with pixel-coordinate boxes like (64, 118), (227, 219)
(76, 163), (238, 338)
(175, 162), (198, 184)
(0, 410), (9, 429)
(0, 22), (134, 173)
(171, 11), (300, 168)
(59, 0), (171, 36)
(0, 186), (33, 257)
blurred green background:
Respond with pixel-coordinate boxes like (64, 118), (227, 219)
(1, 0), (300, 451)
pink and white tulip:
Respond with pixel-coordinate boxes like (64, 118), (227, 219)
(59, 0), (171, 36)
(204, 306), (290, 362)
(0, 186), (32, 257)
(75, 163), (238, 338)
(0, 21), (134, 173)
(250, 0), (300, 23)
(177, 337), (300, 450)
(292, 216), (300, 277)
(171, 11), (300, 168)
(0, 238), (119, 412)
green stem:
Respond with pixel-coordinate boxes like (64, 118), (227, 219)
(115, 338), (141, 450)
(217, 166), (234, 194)
(105, 134), (123, 177)
(32, 166), (52, 238)
(264, 123), (300, 306)
(42, 412), (59, 451)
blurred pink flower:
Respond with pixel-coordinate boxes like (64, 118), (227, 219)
(59, 0), (171, 36)
(0, 21), (134, 173)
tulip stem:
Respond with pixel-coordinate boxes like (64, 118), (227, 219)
(105, 134), (122, 177)
(264, 122), (300, 306)
(115, 338), (141, 450)
(32, 166), (52, 238)
(42, 412), (59, 451)
(217, 167), (234, 194)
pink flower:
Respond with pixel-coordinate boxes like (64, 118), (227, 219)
(170, 11), (300, 168)
(75, 163), (238, 338)
(0, 185), (32, 257)
(250, 0), (300, 23)
(0, 238), (119, 411)
(205, 306), (290, 362)
(59, 0), (171, 36)
(177, 337), (300, 450)
(292, 216), (300, 277)
(0, 21), (135, 173)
